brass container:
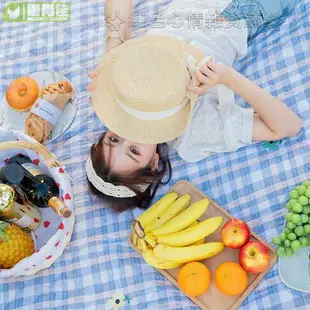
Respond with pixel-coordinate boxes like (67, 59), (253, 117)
(0, 184), (41, 231)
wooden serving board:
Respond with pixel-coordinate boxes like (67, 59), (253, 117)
(129, 180), (277, 310)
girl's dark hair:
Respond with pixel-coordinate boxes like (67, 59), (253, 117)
(88, 132), (172, 212)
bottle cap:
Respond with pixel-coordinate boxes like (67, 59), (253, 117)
(48, 196), (72, 218)
(4, 163), (24, 184)
(60, 208), (72, 218)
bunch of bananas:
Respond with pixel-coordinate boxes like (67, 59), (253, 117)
(131, 192), (225, 269)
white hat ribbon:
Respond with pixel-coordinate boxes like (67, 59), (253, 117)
(115, 95), (189, 121)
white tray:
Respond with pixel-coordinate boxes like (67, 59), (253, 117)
(0, 71), (77, 144)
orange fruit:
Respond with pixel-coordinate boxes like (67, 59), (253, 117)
(177, 262), (211, 297)
(215, 262), (248, 296)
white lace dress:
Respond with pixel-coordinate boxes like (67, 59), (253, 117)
(146, 0), (254, 162)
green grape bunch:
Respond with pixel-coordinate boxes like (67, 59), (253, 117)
(272, 180), (310, 257)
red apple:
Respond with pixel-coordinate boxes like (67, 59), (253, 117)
(239, 241), (271, 273)
(221, 219), (251, 249)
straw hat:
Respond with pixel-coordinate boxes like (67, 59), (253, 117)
(92, 35), (205, 144)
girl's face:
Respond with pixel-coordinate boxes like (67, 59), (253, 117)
(102, 131), (159, 174)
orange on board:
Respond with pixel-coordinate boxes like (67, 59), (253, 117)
(215, 262), (248, 296)
(177, 262), (211, 297)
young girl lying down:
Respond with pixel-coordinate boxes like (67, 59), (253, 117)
(86, 0), (302, 211)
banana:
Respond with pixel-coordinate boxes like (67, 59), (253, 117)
(151, 199), (209, 237)
(156, 217), (223, 247)
(191, 238), (205, 246)
(135, 192), (178, 228)
(144, 194), (191, 233)
(188, 220), (199, 228)
(142, 249), (182, 270)
(153, 242), (225, 263)
(183, 221), (205, 246)
(132, 232), (139, 246)
(144, 234), (157, 248)
(137, 238), (148, 252)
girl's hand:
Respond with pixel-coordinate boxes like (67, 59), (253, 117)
(188, 62), (233, 95)
(87, 38), (125, 104)
(87, 71), (99, 104)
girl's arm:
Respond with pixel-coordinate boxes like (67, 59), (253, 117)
(87, 0), (133, 98)
(105, 0), (133, 51)
(189, 63), (303, 141)
(226, 68), (303, 141)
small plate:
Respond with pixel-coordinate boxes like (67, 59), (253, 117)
(278, 221), (310, 293)
(0, 71), (77, 144)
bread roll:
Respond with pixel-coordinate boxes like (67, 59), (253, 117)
(6, 77), (40, 111)
(25, 80), (74, 143)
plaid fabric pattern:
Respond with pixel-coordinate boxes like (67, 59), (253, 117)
(0, 0), (310, 309)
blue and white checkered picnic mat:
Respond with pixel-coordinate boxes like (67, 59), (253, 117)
(0, 0), (310, 309)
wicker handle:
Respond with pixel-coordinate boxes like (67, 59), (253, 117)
(0, 141), (61, 168)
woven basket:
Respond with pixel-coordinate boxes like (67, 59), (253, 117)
(0, 128), (74, 277)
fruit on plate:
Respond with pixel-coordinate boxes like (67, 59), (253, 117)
(131, 228), (156, 249)
(0, 221), (35, 269)
(142, 249), (182, 270)
(272, 180), (310, 257)
(6, 77), (40, 111)
(239, 241), (271, 273)
(156, 216), (223, 247)
(135, 192), (178, 228)
(187, 221), (205, 246)
(131, 193), (223, 270)
(137, 238), (148, 252)
(144, 194), (191, 233)
(191, 238), (205, 246)
(177, 262), (211, 297)
(221, 219), (251, 249)
(153, 242), (224, 264)
(133, 198), (211, 248)
(143, 234), (157, 248)
(215, 262), (248, 296)
(151, 199), (209, 237)
(131, 231), (139, 247)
